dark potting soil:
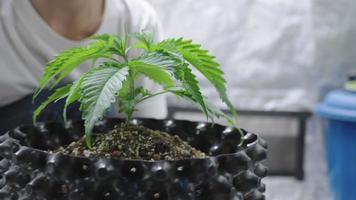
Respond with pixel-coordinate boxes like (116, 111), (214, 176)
(55, 124), (206, 161)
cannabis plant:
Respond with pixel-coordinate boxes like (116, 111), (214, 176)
(33, 33), (240, 147)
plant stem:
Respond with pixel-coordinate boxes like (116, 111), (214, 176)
(124, 69), (135, 126)
(135, 90), (169, 104)
(107, 57), (121, 63)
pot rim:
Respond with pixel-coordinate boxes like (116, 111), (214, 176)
(5, 118), (260, 163)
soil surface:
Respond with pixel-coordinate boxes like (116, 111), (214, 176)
(55, 124), (206, 161)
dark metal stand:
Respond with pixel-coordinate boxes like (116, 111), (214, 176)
(168, 106), (311, 180)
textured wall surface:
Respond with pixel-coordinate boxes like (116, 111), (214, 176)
(150, 0), (355, 111)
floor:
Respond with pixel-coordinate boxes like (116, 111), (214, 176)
(264, 119), (332, 200)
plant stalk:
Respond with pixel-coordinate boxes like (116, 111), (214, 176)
(124, 69), (135, 126)
(135, 90), (169, 104)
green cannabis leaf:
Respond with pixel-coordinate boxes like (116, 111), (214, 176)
(155, 38), (237, 117)
(80, 65), (129, 147)
(34, 40), (115, 98)
(33, 33), (241, 148)
(33, 84), (71, 124)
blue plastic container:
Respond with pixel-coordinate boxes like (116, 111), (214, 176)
(316, 89), (356, 200)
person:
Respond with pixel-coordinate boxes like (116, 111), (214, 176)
(0, 0), (167, 134)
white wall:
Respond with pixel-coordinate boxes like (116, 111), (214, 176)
(149, 0), (356, 111)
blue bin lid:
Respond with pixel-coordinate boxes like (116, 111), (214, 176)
(316, 89), (356, 122)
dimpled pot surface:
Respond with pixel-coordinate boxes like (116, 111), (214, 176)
(0, 118), (267, 200)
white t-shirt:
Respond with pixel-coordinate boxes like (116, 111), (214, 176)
(0, 0), (167, 118)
